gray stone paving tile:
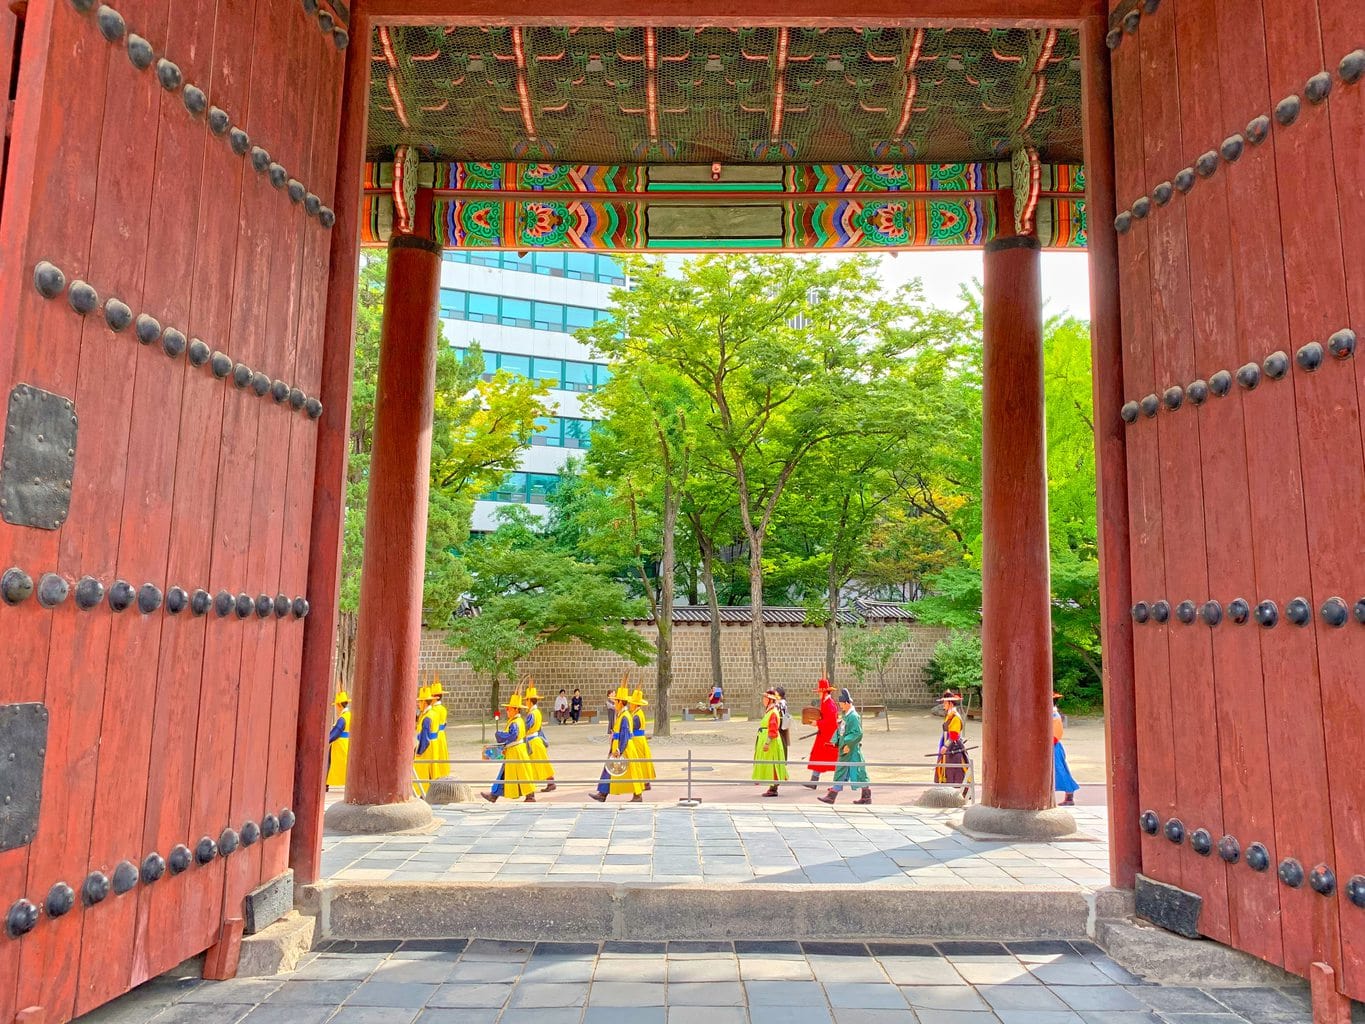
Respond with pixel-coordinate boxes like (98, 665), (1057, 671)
(669, 1007), (749, 1024)
(909, 1012), (1003, 1024)
(830, 1011), (919, 1024)
(594, 958), (667, 983)
(667, 982), (746, 1005)
(1205, 987), (1306, 1017)
(747, 1007), (835, 1024)
(268, 980), (362, 1004)
(146, 1006), (253, 1024)
(992, 1012), (1084, 1024)
(978, 984), (1069, 1012)
(370, 959), (458, 984)
(669, 959), (740, 982)
(589, 982), (668, 1006)
(739, 959), (816, 982)
(584, 1008), (668, 1024)
(953, 961), (1039, 986)
(425, 982), (515, 1009)
(415, 1009), (501, 1024)
(810, 960), (888, 984)
(1052, 986), (1146, 1012)
(878, 958), (965, 987)
(330, 1008), (420, 1024)
(1092, 959), (1144, 985)
(900, 985), (989, 1012)
(509, 982), (590, 1007)
(463, 938), (535, 960)
(1154, 1016), (1250, 1024)
(821, 983), (908, 1009)
(1075, 1013), (1162, 1024)
(347, 981), (438, 1008)
(746, 981), (830, 1005)
(237, 1007), (333, 1024)
(177, 980), (282, 1004)
(499, 1009), (587, 1024)
(447, 960), (525, 983)
(522, 958), (597, 983)
(1126, 987), (1229, 1013)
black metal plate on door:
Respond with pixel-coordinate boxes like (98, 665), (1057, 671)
(0, 385), (78, 530)
(0, 703), (48, 852)
(1135, 873), (1202, 939)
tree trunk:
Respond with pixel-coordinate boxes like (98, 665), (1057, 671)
(698, 531), (724, 695)
(654, 479), (678, 736)
(335, 610), (358, 691)
(826, 563), (841, 681)
(747, 536), (769, 692)
(488, 674), (501, 719)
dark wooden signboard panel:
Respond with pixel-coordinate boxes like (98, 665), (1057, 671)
(1111, 0), (1365, 1001)
(0, 0), (346, 1017)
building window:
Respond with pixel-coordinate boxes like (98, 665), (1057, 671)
(449, 342), (612, 395)
(443, 250), (625, 286)
(532, 416), (562, 446)
(483, 471), (561, 504)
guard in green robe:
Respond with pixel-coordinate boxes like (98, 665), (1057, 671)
(817, 688), (871, 805)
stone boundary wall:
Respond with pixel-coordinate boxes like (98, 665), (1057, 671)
(418, 623), (952, 720)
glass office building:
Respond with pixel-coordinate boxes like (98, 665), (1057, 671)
(439, 250), (622, 532)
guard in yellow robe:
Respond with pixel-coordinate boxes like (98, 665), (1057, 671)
(481, 693), (537, 802)
(413, 686), (439, 797)
(523, 684), (557, 792)
(429, 679), (449, 780)
(590, 685), (644, 802)
(628, 688), (656, 789)
(326, 690), (351, 790)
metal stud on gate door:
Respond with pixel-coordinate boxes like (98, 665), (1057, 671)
(333, 29), (349, 50)
(241, 821), (261, 846)
(1321, 597), (1348, 627)
(191, 589), (211, 616)
(1187, 379), (1209, 405)
(1190, 829), (1212, 856)
(256, 594), (272, 618)
(166, 586), (188, 614)
(270, 380), (290, 404)
(214, 590), (233, 617)
(161, 328), (187, 360)
(1, 568), (33, 605)
(1199, 601), (1222, 626)
(33, 261), (66, 299)
(319, 207), (337, 229)
(251, 372), (271, 397)
(6, 899), (39, 938)
(1261, 351), (1288, 380)
(104, 297), (132, 332)
(1218, 835), (1241, 863)
(1140, 394), (1159, 418)
(111, 860), (138, 895)
(208, 108), (231, 136)
(287, 180), (306, 204)
(289, 388), (307, 411)
(233, 364), (253, 389)
(1305, 72), (1332, 103)
(1152, 600), (1170, 623)
(1173, 168), (1196, 193)
(1113, 211), (1132, 234)
(46, 881), (75, 917)
(1341, 50), (1365, 85)
(261, 814), (280, 838)
(1246, 843), (1270, 871)
(1195, 151), (1219, 178)
(1152, 181), (1173, 206)
(1175, 601), (1195, 624)
(141, 852), (166, 884)
(229, 128), (251, 155)
(1105, 29), (1122, 49)
(1219, 135), (1244, 162)
(68, 280), (99, 315)
(182, 85), (208, 116)
(292, 597), (310, 619)
(188, 340), (211, 367)
(168, 844), (191, 874)
(274, 594), (290, 618)
(1162, 386), (1183, 411)
(305, 194), (322, 216)
(1328, 328), (1356, 358)
(250, 147), (271, 173)
(1228, 598), (1250, 624)
(1132, 602), (1150, 623)
(195, 837), (217, 864)
(1164, 818), (1184, 844)
(1296, 342), (1324, 372)
(210, 352), (233, 379)
(235, 593), (254, 619)
(280, 808), (296, 830)
(138, 583), (163, 614)
(318, 10), (334, 32)
(38, 573), (69, 608)
(1310, 865), (1336, 896)
(75, 576), (104, 610)
(305, 397), (324, 419)
(1131, 196), (1151, 220)
(1255, 600), (1278, 627)
(1355, 599), (1365, 625)
(218, 828), (239, 856)
(1246, 115), (1271, 144)
(83, 871), (110, 905)
(108, 579), (135, 612)
(268, 164), (288, 189)
(1275, 95), (1301, 126)
(156, 58), (182, 91)
(1348, 876), (1365, 908)
(135, 314), (161, 345)
(1235, 362), (1261, 390)
(1209, 370), (1232, 397)
(1285, 598), (1310, 625)
(1122, 9), (1140, 32)
(126, 34), (154, 70)
(1278, 858), (1304, 888)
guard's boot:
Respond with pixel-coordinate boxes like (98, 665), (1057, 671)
(761, 785), (779, 798)
(630, 793), (644, 803)
(524, 794), (536, 803)
(854, 787), (872, 805)
(589, 791), (607, 803)
(544, 781), (557, 793)
(1061, 793), (1075, 806)
(480, 792), (498, 803)
(803, 772), (820, 791)
(817, 789), (838, 805)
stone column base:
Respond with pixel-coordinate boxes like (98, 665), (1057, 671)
(324, 798), (434, 835)
(961, 803), (1077, 839)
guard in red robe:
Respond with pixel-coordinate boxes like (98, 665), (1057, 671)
(803, 678), (840, 790)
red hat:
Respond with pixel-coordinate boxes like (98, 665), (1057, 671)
(817, 678), (832, 692)
(1052, 692), (1063, 700)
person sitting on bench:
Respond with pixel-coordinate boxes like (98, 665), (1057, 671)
(708, 683), (723, 717)
(570, 688), (583, 724)
(554, 688), (570, 724)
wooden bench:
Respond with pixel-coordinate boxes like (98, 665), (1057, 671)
(577, 708), (597, 724)
(682, 705), (729, 721)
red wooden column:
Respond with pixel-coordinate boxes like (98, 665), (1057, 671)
(1078, 7), (1139, 887)
(323, 222), (440, 833)
(962, 226), (1076, 839)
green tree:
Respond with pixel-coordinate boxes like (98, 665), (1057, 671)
(584, 254), (919, 690)
(841, 623), (912, 693)
(338, 255), (549, 683)
(446, 507), (655, 714)
(924, 631), (984, 704)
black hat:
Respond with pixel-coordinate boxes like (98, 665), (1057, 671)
(837, 688), (853, 704)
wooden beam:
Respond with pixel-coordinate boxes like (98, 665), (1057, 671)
(366, 0), (1089, 28)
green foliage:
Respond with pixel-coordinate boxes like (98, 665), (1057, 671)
(841, 623), (912, 688)
(340, 254), (549, 633)
(924, 631), (984, 700)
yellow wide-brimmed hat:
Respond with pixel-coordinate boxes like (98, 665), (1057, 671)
(417, 685), (432, 702)
(430, 680), (443, 696)
(629, 688), (648, 706)
(505, 693), (524, 711)
(334, 690), (350, 706)
(612, 684), (631, 703)
(525, 684), (540, 701)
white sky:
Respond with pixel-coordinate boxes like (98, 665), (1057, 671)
(872, 250), (1092, 321)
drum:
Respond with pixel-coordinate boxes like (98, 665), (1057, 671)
(605, 756), (629, 777)
(482, 745), (504, 761)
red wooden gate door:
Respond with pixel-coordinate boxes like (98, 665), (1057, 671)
(0, 0), (347, 1016)
(1109, 0), (1365, 1003)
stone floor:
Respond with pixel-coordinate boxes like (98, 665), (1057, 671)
(321, 804), (1112, 888)
(76, 937), (1339, 1024)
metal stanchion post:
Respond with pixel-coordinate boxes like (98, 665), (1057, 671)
(678, 748), (701, 807)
